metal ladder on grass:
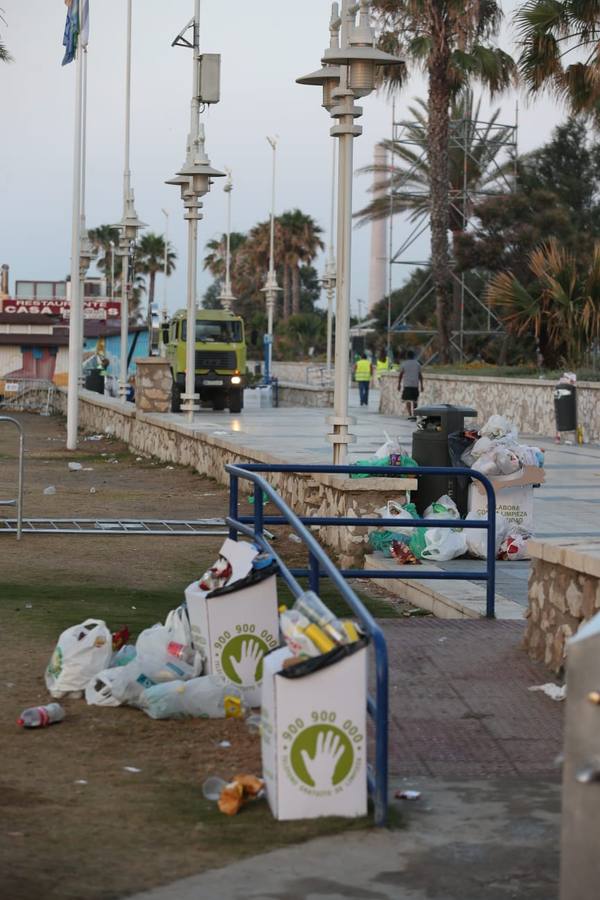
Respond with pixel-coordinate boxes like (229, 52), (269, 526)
(0, 416), (24, 539)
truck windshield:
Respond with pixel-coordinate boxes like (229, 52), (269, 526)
(182, 320), (243, 343)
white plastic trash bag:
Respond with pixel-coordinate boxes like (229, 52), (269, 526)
(465, 511), (510, 559)
(141, 675), (244, 720)
(135, 624), (204, 684)
(85, 665), (141, 707)
(46, 619), (113, 699)
(498, 532), (530, 561)
(479, 415), (518, 443)
(424, 495), (460, 519)
(164, 604), (193, 647)
(421, 527), (467, 561)
(374, 431), (404, 459)
(375, 500), (416, 536)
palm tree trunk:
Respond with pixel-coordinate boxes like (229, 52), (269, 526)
(283, 265), (291, 319)
(428, 53), (452, 363)
(146, 270), (156, 349)
(292, 265), (301, 316)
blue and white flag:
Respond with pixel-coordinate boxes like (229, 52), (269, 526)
(62, 0), (80, 66)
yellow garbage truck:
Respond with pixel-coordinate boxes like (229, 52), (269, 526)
(162, 309), (246, 413)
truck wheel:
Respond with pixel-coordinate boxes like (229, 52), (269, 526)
(229, 389), (243, 414)
(213, 395), (226, 411)
(171, 382), (182, 412)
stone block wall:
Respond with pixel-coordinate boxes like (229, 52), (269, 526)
(524, 540), (600, 673)
(379, 372), (600, 441)
(31, 387), (416, 564)
(277, 382), (334, 408)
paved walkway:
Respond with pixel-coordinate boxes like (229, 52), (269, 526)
(127, 618), (562, 900)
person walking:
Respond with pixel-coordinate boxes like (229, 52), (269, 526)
(354, 351), (373, 407)
(397, 349), (423, 419)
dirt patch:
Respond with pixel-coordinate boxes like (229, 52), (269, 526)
(0, 413), (397, 899)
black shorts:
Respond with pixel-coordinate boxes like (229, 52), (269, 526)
(401, 386), (419, 401)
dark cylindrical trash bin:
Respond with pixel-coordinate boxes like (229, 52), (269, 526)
(85, 370), (105, 395)
(554, 383), (577, 432)
(411, 404), (477, 515)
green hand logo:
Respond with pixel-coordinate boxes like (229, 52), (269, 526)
(290, 725), (354, 789)
(221, 635), (268, 685)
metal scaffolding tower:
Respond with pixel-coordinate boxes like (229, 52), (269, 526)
(388, 104), (518, 361)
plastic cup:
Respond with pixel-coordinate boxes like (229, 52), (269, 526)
(202, 776), (228, 802)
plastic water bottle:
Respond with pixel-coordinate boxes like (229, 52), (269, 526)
(167, 641), (197, 665)
(17, 703), (65, 728)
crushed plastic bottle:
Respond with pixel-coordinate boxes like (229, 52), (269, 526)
(293, 591), (347, 645)
(17, 703), (65, 728)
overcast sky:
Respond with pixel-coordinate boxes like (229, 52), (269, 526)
(0, 1), (570, 318)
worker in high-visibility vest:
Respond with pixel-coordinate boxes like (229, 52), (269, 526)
(375, 350), (390, 384)
(354, 352), (373, 407)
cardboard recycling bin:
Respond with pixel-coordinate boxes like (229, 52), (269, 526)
(261, 644), (368, 820)
(185, 539), (280, 708)
(468, 465), (545, 531)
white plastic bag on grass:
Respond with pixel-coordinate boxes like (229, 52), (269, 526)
(164, 604), (193, 647)
(135, 624), (204, 683)
(141, 676), (244, 720)
(85, 665), (142, 707)
(465, 511), (510, 559)
(45, 619), (113, 699)
(424, 495), (460, 519)
(421, 527), (467, 561)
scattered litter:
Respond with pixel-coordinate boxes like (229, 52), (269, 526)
(83, 467), (94, 472)
(218, 740), (231, 748)
(288, 533), (302, 544)
(101, 452), (107, 457)
(246, 714), (261, 735)
(212, 431), (228, 436)
(131, 606), (137, 610)
(203, 774), (264, 815)
(395, 789), (421, 801)
(43, 486), (56, 496)
(68, 462), (82, 471)
(24, 603), (32, 609)
(165, 466), (174, 470)
(85, 435), (103, 441)
(45, 620), (113, 698)
(123, 766), (142, 773)
(18, 703), (65, 728)
(136, 457), (143, 462)
(74, 779), (88, 785)
(565, 440), (574, 445)
(438, 637), (447, 643)
(5, 682), (15, 688)
(90, 487), (97, 494)
(529, 683), (566, 701)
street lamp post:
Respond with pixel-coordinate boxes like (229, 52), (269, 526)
(298, 0), (401, 464)
(262, 137), (281, 384)
(119, 0), (145, 401)
(78, 45), (96, 388)
(167, 1), (225, 423)
(161, 208), (169, 322)
(323, 140), (337, 373)
(218, 170), (235, 312)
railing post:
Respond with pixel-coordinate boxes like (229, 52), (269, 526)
(254, 482), (264, 538)
(485, 478), (496, 619)
(228, 474), (239, 541)
(373, 630), (389, 827)
(309, 552), (320, 593)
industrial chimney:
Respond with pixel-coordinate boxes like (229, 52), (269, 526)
(367, 144), (388, 314)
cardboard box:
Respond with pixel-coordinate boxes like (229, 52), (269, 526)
(261, 645), (368, 820)
(185, 540), (280, 707)
(469, 465), (545, 530)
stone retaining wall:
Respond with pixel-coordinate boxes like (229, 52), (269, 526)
(248, 360), (332, 386)
(379, 372), (600, 440)
(277, 382), (334, 408)
(23, 387), (416, 565)
(525, 539), (600, 673)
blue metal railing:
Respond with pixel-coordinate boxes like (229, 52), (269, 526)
(226, 462), (391, 826)
(229, 464), (497, 618)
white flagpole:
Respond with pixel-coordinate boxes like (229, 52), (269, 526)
(66, 44), (84, 450)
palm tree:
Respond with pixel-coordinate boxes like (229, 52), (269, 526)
(0, 9), (12, 63)
(88, 225), (122, 298)
(136, 232), (176, 335)
(487, 238), (600, 366)
(203, 231), (247, 296)
(279, 210), (324, 316)
(372, 1), (516, 361)
(516, 0), (600, 119)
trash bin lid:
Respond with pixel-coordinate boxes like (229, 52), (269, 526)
(414, 404), (477, 417)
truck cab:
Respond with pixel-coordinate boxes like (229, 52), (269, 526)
(162, 309), (246, 413)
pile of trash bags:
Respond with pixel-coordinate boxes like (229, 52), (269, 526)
(455, 414), (544, 478)
(44, 611), (246, 720)
(369, 492), (530, 562)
